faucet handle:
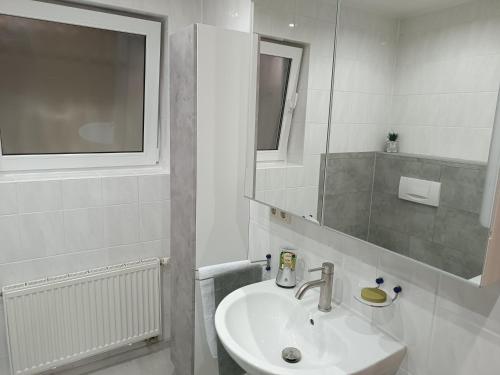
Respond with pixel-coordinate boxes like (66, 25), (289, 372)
(308, 262), (334, 274)
(308, 266), (323, 272)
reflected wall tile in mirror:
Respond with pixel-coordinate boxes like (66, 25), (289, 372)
(306, 90), (331, 124)
(285, 166), (305, 188)
(285, 188), (307, 217)
(407, 237), (446, 272)
(370, 192), (436, 239)
(369, 224), (410, 257)
(303, 154), (322, 187)
(322, 191), (371, 240)
(440, 164), (486, 214)
(345, 152), (491, 279)
(304, 124), (329, 155)
(309, 56), (334, 91)
(324, 153), (375, 194)
(433, 207), (488, 260)
(373, 154), (441, 195)
(321, 152), (375, 239)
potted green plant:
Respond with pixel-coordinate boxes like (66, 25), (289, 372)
(385, 132), (399, 153)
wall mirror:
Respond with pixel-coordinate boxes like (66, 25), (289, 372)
(247, 0), (500, 285)
(247, 0), (339, 222)
(322, 0), (500, 284)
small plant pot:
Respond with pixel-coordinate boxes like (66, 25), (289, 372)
(385, 141), (399, 153)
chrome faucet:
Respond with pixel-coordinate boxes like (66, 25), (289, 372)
(295, 262), (334, 312)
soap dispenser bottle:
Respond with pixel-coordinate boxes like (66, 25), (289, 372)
(276, 250), (297, 288)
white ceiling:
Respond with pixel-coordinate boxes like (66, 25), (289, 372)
(343, 0), (476, 18)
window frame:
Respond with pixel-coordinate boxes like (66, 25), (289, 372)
(0, 0), (162, 171)
(257, 41), (302, 162)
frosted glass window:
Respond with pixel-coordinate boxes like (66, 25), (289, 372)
(257, 54), (291, 151)
(0, 14), (146, 155)
(255, 41), (302, 162)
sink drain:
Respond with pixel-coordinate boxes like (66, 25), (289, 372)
(282, 347), (302, 363)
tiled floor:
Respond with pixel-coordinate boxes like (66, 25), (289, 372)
(88, 349), (174, 375)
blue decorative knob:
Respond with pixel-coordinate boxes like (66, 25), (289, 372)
(265, 254), (272, 271)
(375, 277), (384, 285)
(393, 286), (402, 294)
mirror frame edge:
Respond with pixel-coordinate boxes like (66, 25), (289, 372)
(480, 177), (500, 287)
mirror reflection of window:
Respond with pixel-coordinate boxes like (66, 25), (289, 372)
(256, 41), (302, 162)
(257, 55), (291, 151)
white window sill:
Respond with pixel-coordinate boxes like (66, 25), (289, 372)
(0, 165), (169, 182)
(256, 161), (303, 169)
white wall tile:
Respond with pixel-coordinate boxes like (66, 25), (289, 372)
(0, 183), (17, 216)
(428, 304), (500, 375)
(140, 202), (164, 241)
(102, 176), (138, 205)
(62, 178), (102, 209)
(107, 243), (143, 265)
(332, 2), (500, 161)
(202, 0), (252, 32)
(248, 221), (271, 262)
(306, 90), (331, 124)
(372, 271), (437, 375)
(309, 56), (333, 90)
(0, 247), (109, 286)
(104, 204), (140, 246)
(285, 187), (307, 215)
(106, 240), (168, 266)
(19, 212), (65, 257)
(141, 239), (170, 258)
(138, 174), (170, 202)
(304, 124), (328, 155)
(303, 154), (321, 186)
(436, 274), (500, 337)
(391, 3), (500, 161)
(17, 180), (62, 213)
(267, 168), (286, 190)
(316, 0), (338, 22)
(328, 125), (350, 153)
(0, 215), (22, 264)
(64, 208), (105, 252)
(285, 166), (305, 188)
(296, 0), (318, 18)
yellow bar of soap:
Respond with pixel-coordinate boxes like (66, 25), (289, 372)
(361, 287), (387, 303)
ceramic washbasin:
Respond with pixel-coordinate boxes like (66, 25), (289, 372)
(215, 280), (405, 375)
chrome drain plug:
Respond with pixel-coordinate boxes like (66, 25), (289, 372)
(282, 347), (302, 363)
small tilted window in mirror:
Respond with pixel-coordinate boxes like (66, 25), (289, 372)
(256, 40), (303, 162)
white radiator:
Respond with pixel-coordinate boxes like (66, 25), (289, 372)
(2, 258), (162, 375)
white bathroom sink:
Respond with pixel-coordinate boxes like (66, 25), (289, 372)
(215, 280), (405, 375)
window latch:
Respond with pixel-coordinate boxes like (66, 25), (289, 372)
(287, 92), (299, 113)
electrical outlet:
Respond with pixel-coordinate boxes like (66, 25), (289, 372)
(270, 207), (291, 224)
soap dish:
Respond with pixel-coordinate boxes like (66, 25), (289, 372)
(354, 278), (402, 308)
